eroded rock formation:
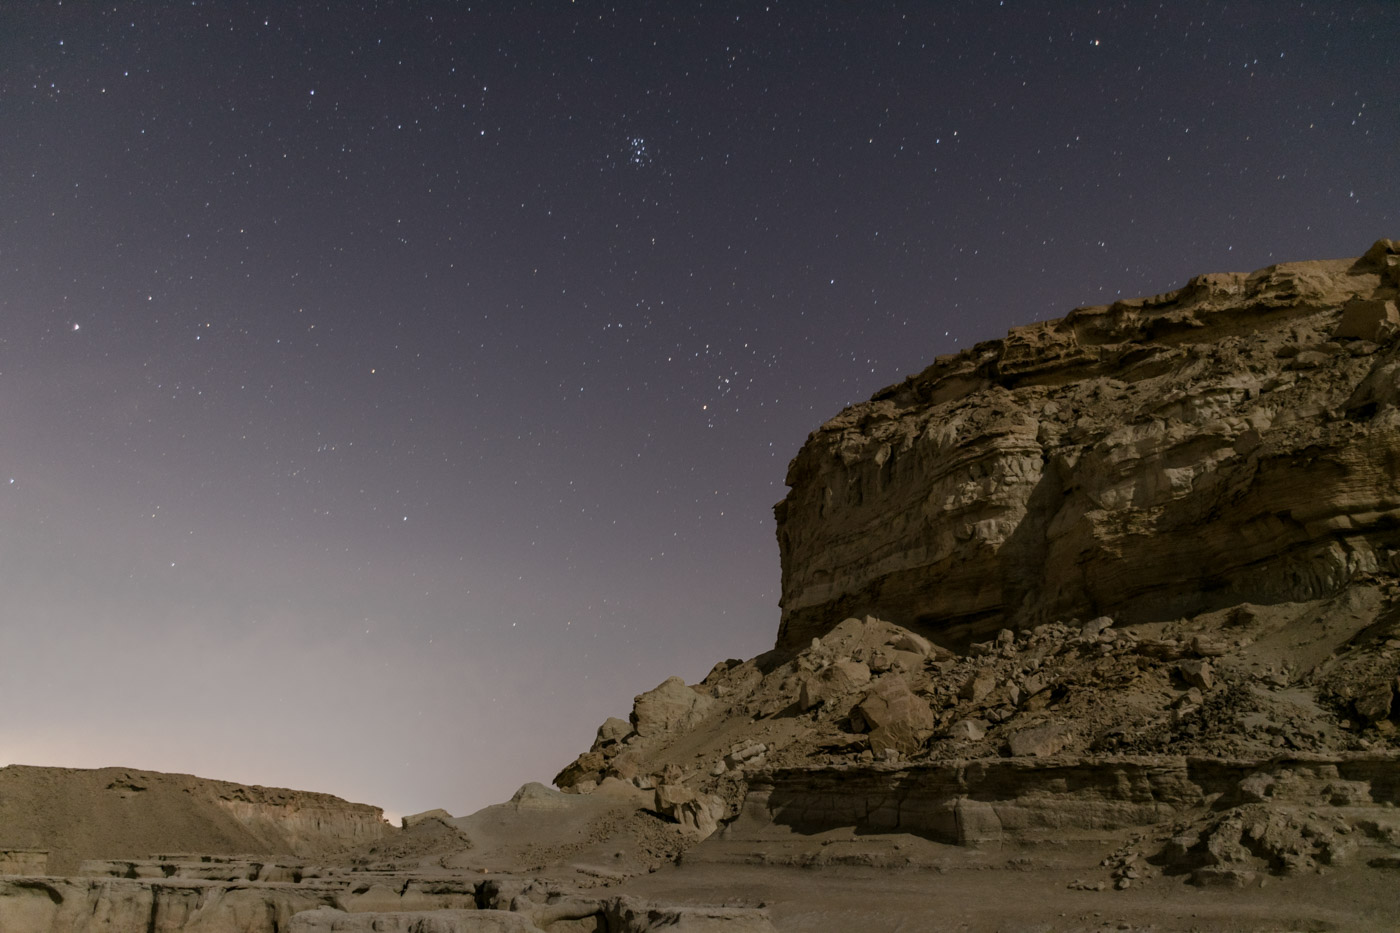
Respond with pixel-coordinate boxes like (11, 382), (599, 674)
(542, 241), (1400, 906)
(775, 239), (1400, 649)
(0, 870), (778, 933)
(0, 765), (393, 875)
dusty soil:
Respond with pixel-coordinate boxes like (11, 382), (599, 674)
(622, 830), (1400, 932)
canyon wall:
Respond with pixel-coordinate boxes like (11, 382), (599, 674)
(775, 239), (1400, 649)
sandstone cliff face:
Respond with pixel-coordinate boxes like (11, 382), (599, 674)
(775, 239), (1400, 649)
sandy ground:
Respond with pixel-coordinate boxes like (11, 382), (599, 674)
(6, 763), (1399, 931)
(619, 832), (1400, 932)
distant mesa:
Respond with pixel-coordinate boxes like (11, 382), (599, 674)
(0, 764), (392, 876)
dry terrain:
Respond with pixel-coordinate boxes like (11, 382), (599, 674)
(4, 239), (1400, 931)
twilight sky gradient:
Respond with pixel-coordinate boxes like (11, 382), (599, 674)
(2, 2), (1395, 820)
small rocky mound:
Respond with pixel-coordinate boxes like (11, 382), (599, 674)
(554, 596), (1398, 778)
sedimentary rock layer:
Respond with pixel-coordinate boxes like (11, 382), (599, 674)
(0, 873), (777, 933)
(739, 752), (1400, 845)
(0, 765), (392, 874)
(775, 239), (1400, 648)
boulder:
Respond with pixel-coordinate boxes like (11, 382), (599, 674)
(631, 677), (717, 738)
(1007, 722), (1069, 758)
(1335, 297), (1399, 341)
(401, 808), (454, 829)
(510, 782), (574, 811)
(1354, 681), (1396, 724)
(725, 741), (768, 769)
(606, 897), (779, 933)
(949, 719), (987, 741)
(891, 631), (933, 656)
(850, 678), (934, 736)
(552, 751), (606, 791)
(797, 659), (871, 710)
(595, 716), (633, 746)
(654, 784), (726, 838)
(1081, 616), (1114, 639)
(1177, 659), (1215, 691)
(959, 670), (997, 703)
(1188, 867), (1259, 889)
(868, 721), (924, 758)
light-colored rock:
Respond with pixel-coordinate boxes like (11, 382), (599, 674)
(401, 808), (454, 829)
(508, 782), (574, 811)
(1081, 616), (1114, 638)
(0, 876), (340, 933)
(867, 646), (924, 674)
(337, 883), (410, 913)
(1007, 723), (1070, 758)
(959, 670), (997, 703)
(0, 848), (47, 874)
(850, 678), (934, 735)
(653, 784), (726, 838)
(950, 719), (987, 741)
(631, 677), (717, 738)
(952, 798), (1003, 846)
(1189, 866), (1259, 888)
(1177, 659), (1215, 691)
(1336, 297), (1399, 341)
(1189, 634), (1229, 656)
(773, 240), (1400, 649)
(552, 751), (606, 790)
(606, 896), (779, 933)
(725, 742), (768, 769)
(797, 659), (871, 710)
(890, 631), (933, 656)
(1354, 681), (1396, 724)
(867, 721), (924, 757)
(595, 717), (633, 745)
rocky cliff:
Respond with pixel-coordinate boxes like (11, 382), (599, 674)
(0, 765), (393, 875)
(545, 239), (1400, 901)
(775, 239), (1400, 649)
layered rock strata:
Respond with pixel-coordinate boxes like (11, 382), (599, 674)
(741, 752), (1400, 848)
(0, 871), (776, 933)
(775, 239), (1400, 648)
(0, 765), (393, 875)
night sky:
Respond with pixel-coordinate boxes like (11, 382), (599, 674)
(2, 2), (1395, 820)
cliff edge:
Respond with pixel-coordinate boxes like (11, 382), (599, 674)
(776, 239), (1400, 649)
